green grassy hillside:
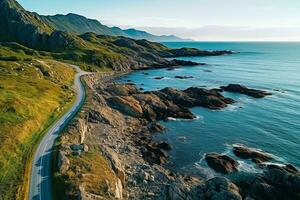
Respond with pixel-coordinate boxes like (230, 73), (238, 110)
(0, 44), (76, 200)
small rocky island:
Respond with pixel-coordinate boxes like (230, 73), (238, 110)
(54, 72), (300, 200)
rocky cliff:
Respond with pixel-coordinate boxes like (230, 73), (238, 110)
(0, 0), (74, 51)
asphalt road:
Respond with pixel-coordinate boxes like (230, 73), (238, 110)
(28, 65), (89, 200)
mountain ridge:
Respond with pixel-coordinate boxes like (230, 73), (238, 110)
(0, 0), (231, 71)
(40, 13), (188, 42)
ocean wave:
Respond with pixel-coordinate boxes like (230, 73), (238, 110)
(237, 160), (262, 173)
(195, 154), (218, 179)
(167, 115), (203, 121)
(222, 104), (241, 112)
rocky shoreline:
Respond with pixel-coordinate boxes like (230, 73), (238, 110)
(56, 71), (299, 200)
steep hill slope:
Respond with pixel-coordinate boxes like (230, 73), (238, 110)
(40, 13), (186, 42)
(0, 42), (76, 199)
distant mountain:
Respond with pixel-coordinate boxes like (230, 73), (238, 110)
(40, 13), (188, 42)
(0, 0), (226, 72)
(0, 0), (183, 70)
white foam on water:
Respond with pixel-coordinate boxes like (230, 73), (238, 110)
(194, 153), (218, 179)
(166, 117), (178, 121)
(263, 161), (286, 167)
(237, 160), (262, 173)
(238, 96), (256, 103)
(167, 115), (203, 122)
(231, 143), (288, 167)
(194, 162), (217, 179)
(222, 104), (241, 112)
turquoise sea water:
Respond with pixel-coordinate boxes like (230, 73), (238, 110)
(119, 42), (300, 177)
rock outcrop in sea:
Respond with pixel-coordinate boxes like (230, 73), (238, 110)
(221, 84), (272, 98)
(201, 145), (300, 200)
(205, 153), (239, 174)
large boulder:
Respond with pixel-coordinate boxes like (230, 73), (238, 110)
(221, 84), (271, 98)
(148, 122), (166, 133)
(191, 177), (242, 200)
(107, 96), (143, 118)
(104, 84), (139, 96)
(205, 153), (239, 174)
(230, 164), (300, 200)
(134, 92), (196, 121)
(264, 164), (300, 199)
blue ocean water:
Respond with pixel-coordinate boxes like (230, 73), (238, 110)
(119, 42), (300, 176)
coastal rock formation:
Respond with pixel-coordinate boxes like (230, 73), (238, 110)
(203, 149), (300, 200)
(167, 177), (242, 200)
(57, 73), (300, 200)
(233, 145), (273, 166)
(192, 177), (242, 200)
(205, 153), (239, 174)
(107, 96), (144, 118)
(98, 84), (234, 122)
(155, 87), (234, 110)
(221, 84), (272, 98)
(168, 48), (233, 57)
(133, 134), (172, 165)
(167, 160), (300, 200)
(148, 122), (166, 133)
(171, 59), (201, 66)
(94, 83), (235, 167)
(231, 164), (300, 200)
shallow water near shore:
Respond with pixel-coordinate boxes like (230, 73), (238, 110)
(118, 42), (300, 177)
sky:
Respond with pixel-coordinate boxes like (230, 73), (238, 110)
(18, 0), (300, 41)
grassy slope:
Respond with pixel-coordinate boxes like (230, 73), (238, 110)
(0, 45), (76, 199)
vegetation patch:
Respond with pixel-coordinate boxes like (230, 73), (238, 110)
(0, 50), (76, 200)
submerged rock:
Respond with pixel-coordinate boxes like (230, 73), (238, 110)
(221, 84), (272, 98)
(154, 76), (164, 80)
(174, 75), (194, 79)
(205, 153), (239, 174)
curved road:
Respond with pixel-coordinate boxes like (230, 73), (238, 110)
(28, 65), (89, 200)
